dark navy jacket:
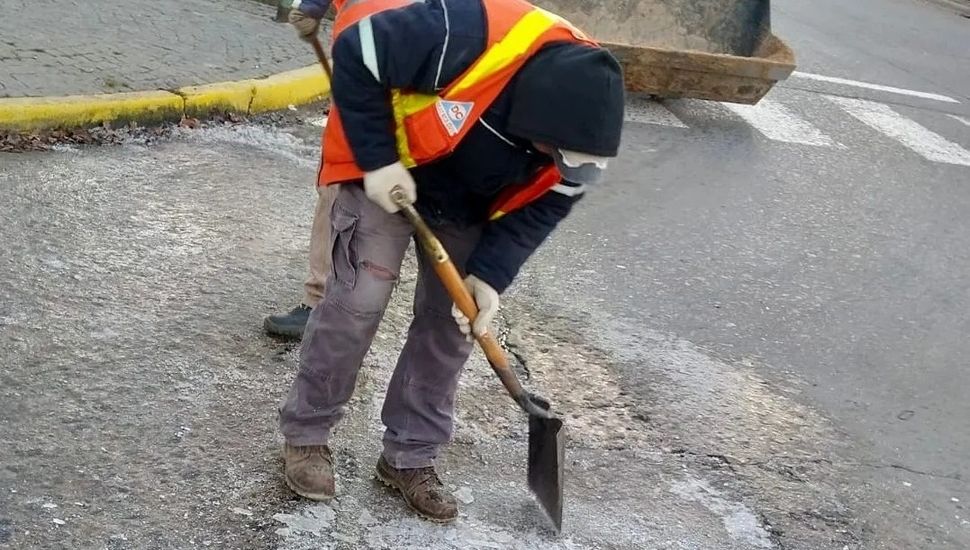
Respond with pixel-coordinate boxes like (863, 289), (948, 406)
(321, 0), (585, 292)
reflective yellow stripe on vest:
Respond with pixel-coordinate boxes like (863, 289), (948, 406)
(392, 90), (438, 167)
(389, 8), (557, 167)
(449, 9), (556, 94)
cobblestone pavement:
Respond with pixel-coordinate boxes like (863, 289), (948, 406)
(0, 0), (317, 98)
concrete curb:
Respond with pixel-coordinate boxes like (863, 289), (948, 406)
(0, 65), (330, 132)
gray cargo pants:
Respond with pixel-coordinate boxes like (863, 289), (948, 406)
(279, 183), (482, 469)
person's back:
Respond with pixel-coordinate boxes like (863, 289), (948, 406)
(326, 0), (623, 290)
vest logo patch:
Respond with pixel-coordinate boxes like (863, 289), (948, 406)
(436, 100), (474, 136)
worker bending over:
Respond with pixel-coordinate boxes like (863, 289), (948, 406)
(279, 0), (624, 523)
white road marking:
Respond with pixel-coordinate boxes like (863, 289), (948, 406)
(792, 71), (960, 104)
(625, 98), (688, 128)
(723, 99), (838, 147)
(949, 114), (970, 128)
(829, 96), (970, 167)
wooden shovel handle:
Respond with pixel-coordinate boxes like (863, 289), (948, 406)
(390, 188), (528, 403)
(310, 36), (333, 82)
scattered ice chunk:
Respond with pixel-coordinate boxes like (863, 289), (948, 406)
(455, 487), (475, 505)
(274, 504), (336, 537)
(331, 531), (357, 544)
(491, 531), (514, 544)
(357, 509), (377, 526)
(466, 539), (502, 549)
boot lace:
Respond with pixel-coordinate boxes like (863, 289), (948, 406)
(410, 467), (447, 503)
(296, 445), (332, 464)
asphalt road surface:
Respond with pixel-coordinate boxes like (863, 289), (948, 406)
(522, 0), (970, 544)
(2, 0), (969, 548)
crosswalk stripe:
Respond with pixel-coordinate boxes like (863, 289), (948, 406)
(625, 97), (688, 128)
(723, 99), (838, 147)
(829, 97), (970, 167)
(949, 114), (970, 128)
(792, 72), (961, 104)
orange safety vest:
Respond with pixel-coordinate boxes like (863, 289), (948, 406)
(318, 0), (597, 219)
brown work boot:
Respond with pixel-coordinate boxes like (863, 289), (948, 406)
(375, 456), (458, 523)
(282, 444), (335, 501)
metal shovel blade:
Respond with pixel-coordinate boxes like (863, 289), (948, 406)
(526, 395), (565, 533)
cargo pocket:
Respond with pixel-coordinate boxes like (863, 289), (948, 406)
(330, 203), (359, 288)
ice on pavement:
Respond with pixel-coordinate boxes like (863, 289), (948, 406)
(671, 477), (774, 549)
(274, 499), (586, 550)
(274, 503), (336, 538)
(183, 124), (319, 169)
(455, 487), (475, 504)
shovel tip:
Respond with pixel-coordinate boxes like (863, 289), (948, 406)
(535, 501), (563, 534)
(528, 414), (565, 534)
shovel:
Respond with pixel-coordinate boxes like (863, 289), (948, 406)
(309, 36), (333, 83)
(390, 187), (565, 532)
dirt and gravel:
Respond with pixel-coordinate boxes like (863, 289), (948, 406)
(0, 106), (322, 153)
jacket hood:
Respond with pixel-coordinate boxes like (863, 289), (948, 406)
(506, 42), (625, 157)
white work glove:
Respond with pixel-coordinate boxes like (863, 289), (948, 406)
(288, 9), (320, 42)
(451, 275), (500, 340)
(363, 162), (417, 213)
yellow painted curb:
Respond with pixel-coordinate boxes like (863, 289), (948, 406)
(0, 91), (184, 131)
(250, 65), (330, 114)
(179, 80), (257, 119)
(0, 65), (331, 132)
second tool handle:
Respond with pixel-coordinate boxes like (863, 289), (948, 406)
(310, 36), (333, 82)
